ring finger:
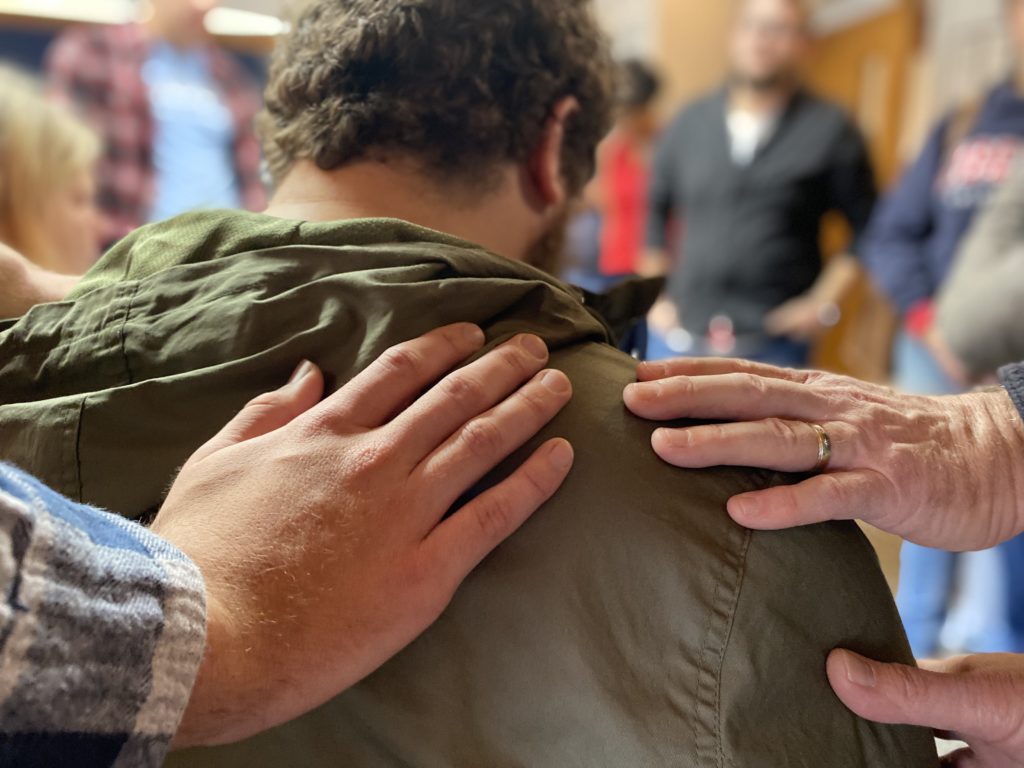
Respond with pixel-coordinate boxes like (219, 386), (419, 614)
(650, 418), (848, 473)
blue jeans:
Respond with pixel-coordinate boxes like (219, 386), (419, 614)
(893, 334), (1022, 655)
(897, 544), (1017, 656)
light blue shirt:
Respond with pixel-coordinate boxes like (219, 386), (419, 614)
(142, 42), (242, 223)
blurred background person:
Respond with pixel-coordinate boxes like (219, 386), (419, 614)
(934, 157), (1024, 385)
(934, 154), (1024, 659)
(562, 59), (662, 294)
(937, 156), (1024, 385)
(644, 0), (876, 367)
(45, 0), (267, 247)
(598, 59), (662, 283)
(0, 65), (102, 279)
(863, 0), (1024, 660)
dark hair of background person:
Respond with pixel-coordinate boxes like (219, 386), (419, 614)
(617, 59), (661, 110)
(258, 0), (617, 195)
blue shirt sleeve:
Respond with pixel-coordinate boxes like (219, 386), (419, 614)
(863, 120), (948, 314)
(1001, 363), (1024, 420)
(0, 464), (206, 768)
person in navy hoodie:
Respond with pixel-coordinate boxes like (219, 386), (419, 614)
(864, 0), (1024, 660)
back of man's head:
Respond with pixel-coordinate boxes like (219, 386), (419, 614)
(259, 0), (616, 196)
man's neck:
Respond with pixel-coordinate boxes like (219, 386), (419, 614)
(265, 160), (538, 262)
(729, 82), (794, 115)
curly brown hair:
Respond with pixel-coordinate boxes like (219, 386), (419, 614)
(259, 0), (616, 195)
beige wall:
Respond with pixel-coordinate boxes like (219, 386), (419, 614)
(652, 0), (734, 115)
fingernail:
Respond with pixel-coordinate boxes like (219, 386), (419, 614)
(624, 382), (640, 400)
(729, 497), (759, 520)
(639, 362), (666, 379)
(540, 369), (571, 394)
(841, 652), (877, 688)
(518, 334), (548, 361)
(654, 427), (688, 448)
(288, 360), (315, 384)
(629, 381), (661, 400)
(548, 440), (574, 471)
(461, 324), (486, 345)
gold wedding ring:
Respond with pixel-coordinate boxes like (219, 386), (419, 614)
(810, 424), (833, 474)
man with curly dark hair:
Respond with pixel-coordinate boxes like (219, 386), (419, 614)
(256, 0), (616, 275)
(1, 1), (937, 766)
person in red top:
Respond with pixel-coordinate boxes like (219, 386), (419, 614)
(45, 0), (267, 246)
(598, 60), (661, 279)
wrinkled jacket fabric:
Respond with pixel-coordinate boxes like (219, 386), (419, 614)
(0, 212), (937, 767)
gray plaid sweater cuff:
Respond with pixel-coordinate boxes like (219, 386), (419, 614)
(1001, 363), (1024, 421)
(0, 464), (206, 767)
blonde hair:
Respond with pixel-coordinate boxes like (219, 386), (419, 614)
(0, 65), (100, 267)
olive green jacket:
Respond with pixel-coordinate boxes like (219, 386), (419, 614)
(0, 212), (937, 767)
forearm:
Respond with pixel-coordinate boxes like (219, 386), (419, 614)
(0, 246), (79, 317)
(809, 253), (860, 306)
(0, 464), (206, 767)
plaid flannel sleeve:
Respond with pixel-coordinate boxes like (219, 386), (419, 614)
(1001, 363), (1024, 421)
(0, 464), (206, 768)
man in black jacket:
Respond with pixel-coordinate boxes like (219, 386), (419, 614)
(645, 0), (876, 366)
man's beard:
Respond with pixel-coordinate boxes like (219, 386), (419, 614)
(522, 205), (571, 277)
(731, 69), (794, 93)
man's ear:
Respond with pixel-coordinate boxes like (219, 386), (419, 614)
(527, 96), (580, 208)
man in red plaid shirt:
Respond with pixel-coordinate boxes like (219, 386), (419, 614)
(46, 0), (267, 247)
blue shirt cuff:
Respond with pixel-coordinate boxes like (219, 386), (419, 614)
(999, 363), (1024, 420)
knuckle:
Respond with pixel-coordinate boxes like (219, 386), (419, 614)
(473, 493), (517, 542)
(377, 344), (424, 379)
(816, 473), (849, 507)
(441, 372), (486, 404)
(244, 390), (283, 411)
(297, 407), (343, 439)
(886, 663), (931, 705)
(699, 423), (728, 446)
(460, 418), (505, 456)
(499, 343), (536, 377)
(740, 372), (769, 399)
(401, 554), (457, 618)
(763, 417), (801, 443)
(515, 385), (555, 422)
(672, 375), (696, 401)
(403, 550), (435, 590)
(943, 655), (979, 676)
(438, 324), (471, 354)
(519, 460), (555, 501)
(345, 439), (392, 475)
(779, 483), (805, 514)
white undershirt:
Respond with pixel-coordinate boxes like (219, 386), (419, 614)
(726, 108), (778, 166)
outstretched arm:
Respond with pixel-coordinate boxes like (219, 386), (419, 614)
(0, 244), (79, 317)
